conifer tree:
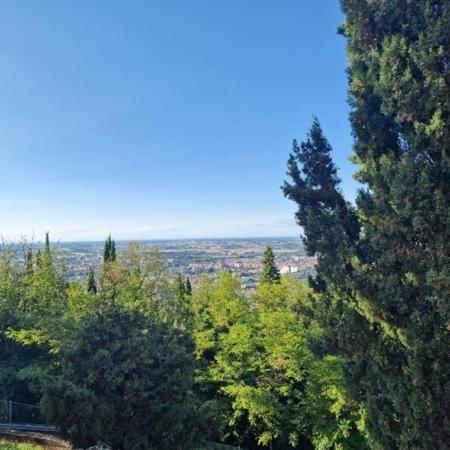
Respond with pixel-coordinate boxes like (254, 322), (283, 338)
(110, 238), (116, 262)
(260, 246), (281, 284)
(284, 2), (450, 447)
(42, 232), (52, 265)
(103, 235), (111, 263)
(87, 267), (97, 294)
(103, 234), (116, 263)
(185, 277), (192, 296)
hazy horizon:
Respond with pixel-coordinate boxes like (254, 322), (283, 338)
(2, 232), (303, 245)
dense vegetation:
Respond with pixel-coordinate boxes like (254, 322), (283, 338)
(0, 236), (366, 449)
(0, 440), (43, 450)
(283, 1), (450, 449)
(1, 1), (449, 449)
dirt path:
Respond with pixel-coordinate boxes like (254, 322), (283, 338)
(0, 429), (71, 449)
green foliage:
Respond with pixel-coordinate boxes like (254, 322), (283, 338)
(0, 440), (43, 450)
(0, 242), (67, 404)
(192, 274), (366, 449)
(87, 267), (97, 294)
(0, 237), (369, 449)
(175, 273), (186, 300)
(103, 235), (116, 263)
(260, 246), (280, 284)
(41, 307), (209, 450)
(283, 2), (450, 447)
(186, 277), (193, 296)
(25, 249), (33, 275)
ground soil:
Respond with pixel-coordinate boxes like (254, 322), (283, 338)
(0, 429), (71, 450)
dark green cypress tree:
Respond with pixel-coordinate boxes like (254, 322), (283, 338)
(341, 1), (450, 447)
(110, 239), (116, 262)
(103, 235), (111, 263)
(87, 267), (97, 294)
(283, 119), (359, 285)
(260, 246), (281, 284)
(185, 277), (192, 296)
(103, 234), (116, 263)
(43, 232), (52, 265)
(284, 2), (450, 447)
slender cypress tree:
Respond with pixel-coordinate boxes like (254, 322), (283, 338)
(87, 267), (97, 294)
(185, 277), (192, 296)
(110, 239), (116, 262)
(260, 246), (281, 284)
(43, 232), (52, 265)
(103, 235), (111, 263)
(103, 234), (116, 263)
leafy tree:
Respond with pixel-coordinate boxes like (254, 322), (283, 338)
(192, 273), (366, 449)
(87, 267), (97, 294)
(260, 246), (280, 284)
(283, 1), (450, 445)
(0, 249), (41, 405)
(0, 241), (68, 406)
(41, 307), (211, 450)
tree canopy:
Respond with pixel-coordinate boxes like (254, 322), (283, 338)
(284, 2), (450, 447)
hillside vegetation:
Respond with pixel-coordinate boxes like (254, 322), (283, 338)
(0, 440), (43, 450)
(1, 1), (449, 449)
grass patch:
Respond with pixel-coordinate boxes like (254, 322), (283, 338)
(0, 439), (44, 450)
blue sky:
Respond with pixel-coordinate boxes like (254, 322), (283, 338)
(0, 1), (357, 241)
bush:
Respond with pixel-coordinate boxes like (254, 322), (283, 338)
(42, 307), (210, 450)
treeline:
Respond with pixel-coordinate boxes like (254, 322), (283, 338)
(0, 238), (366, 449)
(0, 236), (370, 450)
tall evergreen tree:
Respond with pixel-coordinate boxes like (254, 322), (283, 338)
(103, 235), (111, 262)
(87, 267), (97, 294)
(284, 2), (450, 447)
(42, 232), (52, 266)
(260, 246), (281, 284)
(103, 234), (116, 263)
(110, 238), (116, 262)
(185, 277), (192, 296)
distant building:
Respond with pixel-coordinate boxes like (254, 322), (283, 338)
(280, 265), (300, 274)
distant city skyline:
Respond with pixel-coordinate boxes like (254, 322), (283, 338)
(0, 1), (358, 241)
